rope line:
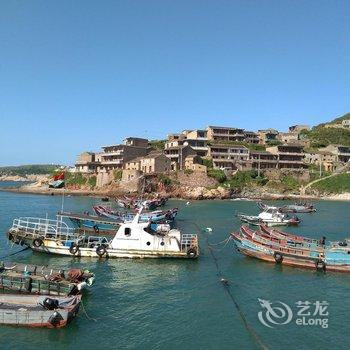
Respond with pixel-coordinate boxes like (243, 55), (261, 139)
(205, 236), (268, 350)
(80, 299), (97, 322)
(185, 220), (268, 350)
(0, 246), (29, 260)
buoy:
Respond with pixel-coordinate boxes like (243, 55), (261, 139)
(220, 278), (229, 286)
(186, 201), (190, 205)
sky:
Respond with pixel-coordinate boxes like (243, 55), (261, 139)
(0, 0), (349, 165)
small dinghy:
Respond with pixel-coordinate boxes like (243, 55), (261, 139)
(59, 211), (121, 233)
(0, 261), (95, 296)
(93, 205), (178, 223)
(257, 202), (316, 213)
(0, 294), (81, 328)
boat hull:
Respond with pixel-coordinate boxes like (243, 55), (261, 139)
(30, 244), (197, 259)
(0, 294), (81, 328)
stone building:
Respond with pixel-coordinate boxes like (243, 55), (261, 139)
(208, 144), (249, 170)
(257, 129), (279, 145)
(249, 150), (278, 170)
(99, 138), (150, 171)
(164, 143), (197, 170)
(75, 152), (100, 173)
(184, 155), (207, 173)
(266, 144), (305, 169)
(318, 144), (350, 163)
(124, 152), (171, 174)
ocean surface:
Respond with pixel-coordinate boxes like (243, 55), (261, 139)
(0, 182), (349, 349)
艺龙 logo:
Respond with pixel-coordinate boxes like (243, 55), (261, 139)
(258, 298), (293, 328)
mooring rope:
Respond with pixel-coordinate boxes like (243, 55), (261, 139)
(205, 236), (268, 350)
(80, 298), (97, 322)
(185, 220), (268, 350)
(0, 246), (29, 260)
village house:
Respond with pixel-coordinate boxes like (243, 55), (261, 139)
(257, 129), (279, 145)
(124, 152), (171, 174)
(184, 155), (207, 173)
(208, 144), (249, 170)
(75, 152), (100, 173)
(206, 126), (245, 143)
(266, 144), (305, 169)
(181, 129), (209, 156)
(164, 143), (197, 170)
(304, 150), (338, 172)
(244, 131), (260, 144)
(249, 150), (278, 170)
(318, 144), (350, 163)
(99, 137), (150, 171)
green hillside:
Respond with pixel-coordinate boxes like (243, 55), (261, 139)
(310, 173), (350, 193)
(0, 164), (60, 176)
(301, 113), (350, 147)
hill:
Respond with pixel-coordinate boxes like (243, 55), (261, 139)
(0, 164), (60, 176)
(301, 113), (350, 147)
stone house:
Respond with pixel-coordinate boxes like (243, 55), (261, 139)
(184, 155), (207, 173)
(124, 152), (171, 174)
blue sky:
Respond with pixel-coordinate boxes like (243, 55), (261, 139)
(0, 0), (349, 165)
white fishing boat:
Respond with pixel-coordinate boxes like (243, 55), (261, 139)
(237, 208), (300, 227)
(8, 208), (199, 259)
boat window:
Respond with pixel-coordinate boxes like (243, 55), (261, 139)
(146, 241), (151, 246)
(124, 227), (131, 236)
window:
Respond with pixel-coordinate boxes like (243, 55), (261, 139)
(124, 227), (131, 236)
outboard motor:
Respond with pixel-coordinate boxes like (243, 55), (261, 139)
(42, 298), (59, 310)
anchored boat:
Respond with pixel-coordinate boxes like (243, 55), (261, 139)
(59, 211), (121, 233)
(237, 208), (300, 227)
(257, 202), (316, 213)
(0, 261), (95, 295)
(0, 294), (81, 328)
(232, 225), (350, 272)
(8, 209), (199, 259)
(93, 205), (178, 223)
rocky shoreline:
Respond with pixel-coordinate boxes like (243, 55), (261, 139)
(1, 180), (349, 201)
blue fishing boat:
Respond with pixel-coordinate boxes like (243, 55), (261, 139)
(92, 205), (178, 223)
(232, 225), (350, 273)
(58, 212), (121, 233)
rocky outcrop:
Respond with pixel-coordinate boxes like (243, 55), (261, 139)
(169, 185), (231, 200)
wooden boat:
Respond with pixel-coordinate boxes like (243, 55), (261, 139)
(7, 208), (199, 259)
(0, 261), (95, 296)
(257, 202), (316, 213)
(93, 205), (178, 223)
(59, 211), (121, 233)
(237, 208), (300, 227)
(116, 197), (168, 210)
(0, 294), (81, 328)
(232, 226), (350, 272)
(259, 225), (323, 245)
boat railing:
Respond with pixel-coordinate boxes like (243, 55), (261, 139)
(11, 217), (78, 241)
(180, 234), (198, 251)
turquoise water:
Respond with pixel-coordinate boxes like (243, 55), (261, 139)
(0, 185), (349, 349)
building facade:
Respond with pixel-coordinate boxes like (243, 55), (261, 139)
(100, 138), (150, 171)
(319, 145), (350, 163)
(266, 144), (305, 169)
(208, 144), (249, 170)
(257, 129), (279, 145)
(207, 126), (245, 142)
